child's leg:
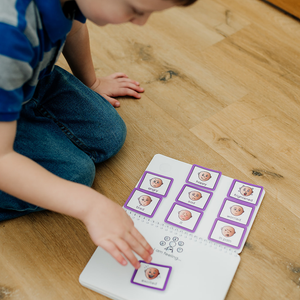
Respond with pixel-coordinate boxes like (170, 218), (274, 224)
(0, 66), (127, 221)
(33, 66), (127, 164)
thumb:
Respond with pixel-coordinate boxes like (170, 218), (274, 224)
(103, 94), (120, 108)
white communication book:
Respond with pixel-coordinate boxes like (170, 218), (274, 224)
(80, 154), (265, 300)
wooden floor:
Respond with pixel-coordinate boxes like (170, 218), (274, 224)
(1, 0), (300, 299)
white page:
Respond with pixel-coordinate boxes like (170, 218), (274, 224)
(80, 154), (265, 300)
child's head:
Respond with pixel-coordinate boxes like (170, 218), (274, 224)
(150, 177), (163, 188)
(74, 0), (197, 26)
(178, 209), (192, 221)
(230, 205), (244, 216)
(138, 195), (152, 206)
(221, 226), (236, 237)
(188, 190), (202, 201)
(145, 267), (160, 280)
(198, 171), (211, 182)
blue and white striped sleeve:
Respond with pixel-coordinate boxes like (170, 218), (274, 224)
(0, 0), (34, 121)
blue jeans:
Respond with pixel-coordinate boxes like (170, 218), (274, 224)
(0, 66), (127, 221)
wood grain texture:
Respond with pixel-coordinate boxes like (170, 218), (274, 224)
(265, 0), (300, 19)
(1, 0), (300, 299)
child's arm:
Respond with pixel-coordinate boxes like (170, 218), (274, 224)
(0, 121), (153, 268)
(63, 21), (144, 107)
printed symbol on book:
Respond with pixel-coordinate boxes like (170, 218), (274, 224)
(178, 210), (192, 221)
(145, 267), (160, 280)
(198, 171), (211, 182)
(150, 177), (163, 188)
(131, 261), (172, 291)
(221, 226), (236, 237)
(230, 205), (244, 216)
(239, 186), (253, 197)
(138, 195), (153, 206)
(160, 236), (184, 253)
(189, 191), (202, 201)
(165, 241), (176, 252)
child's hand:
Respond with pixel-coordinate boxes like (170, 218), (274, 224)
(90, 73), (144, 107)
(81, 193), (153, 269)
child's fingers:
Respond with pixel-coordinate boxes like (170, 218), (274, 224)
(110, 72), (129, 79)
(130, 227), (154, 255)
(118, 88), (142, 99)
(123, 231), (152, 264)
(102, 95), (120, 107)
(114, 238), (142, 269)
(100, 239), (128, 266)
(120, 82), (144, 93)
(117, 78), (140, 86)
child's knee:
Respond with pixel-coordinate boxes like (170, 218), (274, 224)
(93, 113), (127, 163)
(66, 154), (96, 187)
(108, 115), (127, 155)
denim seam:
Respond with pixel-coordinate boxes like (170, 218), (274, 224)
(34, 103), (99, 162)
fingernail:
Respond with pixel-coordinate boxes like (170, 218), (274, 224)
(122, 260), (127, 266)
(136, 81), (140, 85)
(115, 101), (120, 107)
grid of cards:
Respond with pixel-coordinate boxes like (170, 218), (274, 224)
(208, 179), (264, 249)
(124, 171), (173, 218)
(164, 165), (221, 233)
(126, 165), (264, 290)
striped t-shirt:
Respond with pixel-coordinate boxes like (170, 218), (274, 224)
(0, 0), (85, 121)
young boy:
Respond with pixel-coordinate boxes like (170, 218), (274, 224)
(0, 0), (196, 269)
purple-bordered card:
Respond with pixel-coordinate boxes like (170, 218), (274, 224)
(175, 184), (213, 211)
(137, 171), (173, 197)
(227, 180), (264, 206)
(124, 189), (162, 218)
(131, 261), (172, 291)
(218, 198), (255, 226)
(164, 203), (203, 233)
(186, 165), (221, 191)
(208, 219), (246, 249)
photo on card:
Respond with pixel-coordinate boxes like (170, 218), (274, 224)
(227, 180), (264, 206)
(218, 198), (254, 226)
(175, 184), (213, 211)
(137, 171), (173, 197)
(131, 261), (172, 291)
(124, 189), (162, 218)
(164, 203), (203, 233)
(186, 165), (221, 190)
(208, 219), (246, 249)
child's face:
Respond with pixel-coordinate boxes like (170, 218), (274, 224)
(239, 186), (253, 196)
(150, 178), (163, 188)
(189, 191), (202, 201)
(74, 0), (176, 26)
(230, 205), (244, 216)
(198, 171), (211, 181)
(138, 195), (152, 206)
(178, 210), (192, 221)
(221, 226), (236, 237)
(145, 267), (160, 280)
